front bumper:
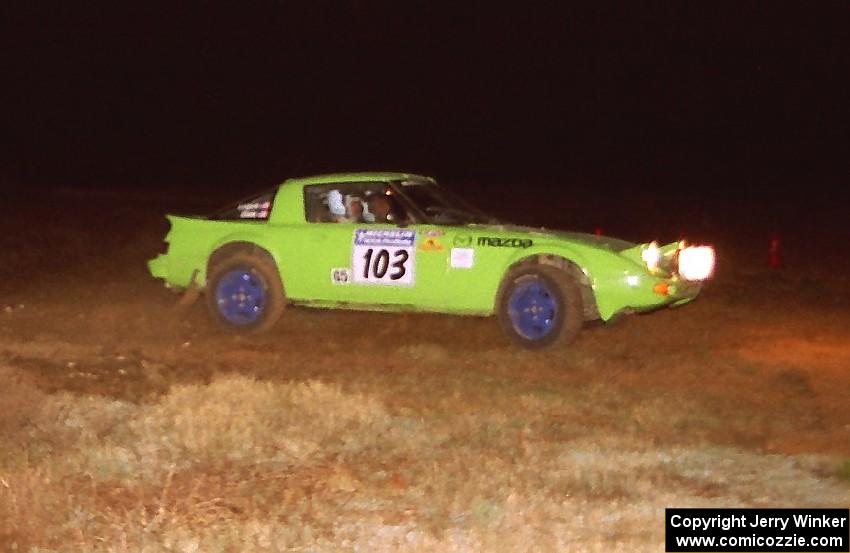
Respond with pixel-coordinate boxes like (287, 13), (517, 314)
(594, 274), (704, 321)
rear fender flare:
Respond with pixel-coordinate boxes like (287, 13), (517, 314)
(203, 235), (283, 290)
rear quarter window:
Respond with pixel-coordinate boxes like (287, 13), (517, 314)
(209, 190), (276, 221)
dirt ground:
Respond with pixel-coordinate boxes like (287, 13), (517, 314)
(1, 187), (848, 551)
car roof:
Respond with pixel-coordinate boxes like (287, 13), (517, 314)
(283, 172), (435, 186)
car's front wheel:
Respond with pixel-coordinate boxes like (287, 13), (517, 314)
(497, 265), (583, 349)
(205, 251), (285, 333)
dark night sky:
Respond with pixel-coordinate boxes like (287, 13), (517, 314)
(2, 2), (848, 211)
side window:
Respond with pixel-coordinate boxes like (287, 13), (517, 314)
(304, 183), (407, 224)
(304, 184), (338, 223)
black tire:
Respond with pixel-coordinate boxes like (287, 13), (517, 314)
(497, 264), (584, 349)
(205, 250), (285, 334)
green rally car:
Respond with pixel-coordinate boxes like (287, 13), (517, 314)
(148, 172), (715, 348)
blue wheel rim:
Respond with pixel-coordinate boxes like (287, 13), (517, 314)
(215, 269), (266, 326)
(508, 278), (558, 341)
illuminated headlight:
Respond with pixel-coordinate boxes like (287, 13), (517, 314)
(678, 246), (715, 281)
(641, 241), (662, 271)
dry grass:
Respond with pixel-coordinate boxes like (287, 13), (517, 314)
(1, 365), (847, 552)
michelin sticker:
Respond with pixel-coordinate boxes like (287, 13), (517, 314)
(352, 229), (416, 286)
(450, 247), (474, 269)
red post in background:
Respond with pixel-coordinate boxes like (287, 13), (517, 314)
(768, 231), (782, 268)
(594, 227), (603, 236)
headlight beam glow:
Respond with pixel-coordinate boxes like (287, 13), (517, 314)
(678, 246), (715, 281)
(641, 241), (662, 271)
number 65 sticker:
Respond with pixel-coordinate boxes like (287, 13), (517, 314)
(352, 229), (416, 286)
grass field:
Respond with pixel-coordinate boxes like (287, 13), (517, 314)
(0, 188), (848, 551)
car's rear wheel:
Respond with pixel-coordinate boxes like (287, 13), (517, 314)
(205, 251), (285, 333)
(497, 265), (583, 349)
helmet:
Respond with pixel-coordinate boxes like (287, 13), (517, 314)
(327, 189), (346, 216)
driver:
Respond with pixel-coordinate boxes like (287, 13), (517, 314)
(326, 189), (364, 223)
(326, 189), (347, 221)
(367, 194), (393, 223)
(344, 195), (364, 222)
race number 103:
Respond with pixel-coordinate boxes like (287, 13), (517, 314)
(360, 248), (408, 281)
(352, 229), (416, 286)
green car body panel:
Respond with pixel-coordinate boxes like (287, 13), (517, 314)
(148, 172), (705, 322)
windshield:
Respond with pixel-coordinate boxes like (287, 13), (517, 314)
(393, 180), (496, 225)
